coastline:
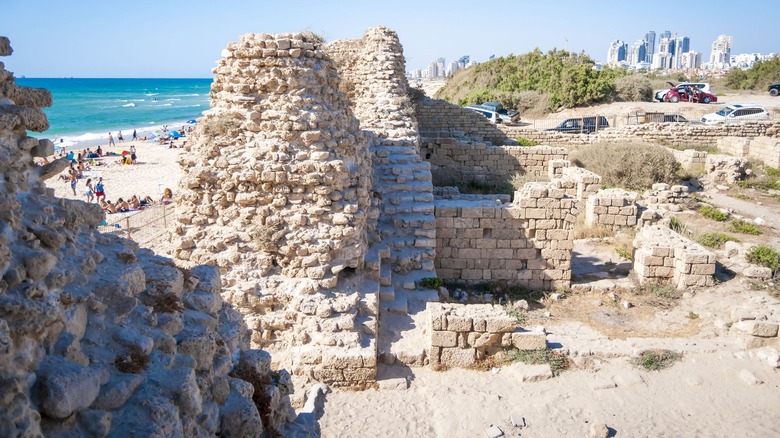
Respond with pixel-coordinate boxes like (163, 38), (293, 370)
(50, 117), (199, 152)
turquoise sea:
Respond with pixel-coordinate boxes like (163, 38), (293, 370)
(16, 78), (212, 147)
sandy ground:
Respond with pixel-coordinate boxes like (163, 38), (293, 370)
(40, 113), (780, 437)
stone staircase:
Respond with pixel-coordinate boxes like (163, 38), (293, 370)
(367, 137), (439, 366)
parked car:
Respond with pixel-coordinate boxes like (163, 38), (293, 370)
(769, 83), (780, 96)
(546, 116), (609, 133)
(655, 82), (712, 102)
(662, 114), (690, 123)
(465, 106), (502, 123)
(465, 102), (520, 123)
(700, 104), (770, 124)
(664, 85), (717, 104)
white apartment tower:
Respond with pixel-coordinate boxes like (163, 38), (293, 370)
(709, 34), (733, 68)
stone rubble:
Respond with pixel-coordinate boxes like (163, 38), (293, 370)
(0, 37), (307, 437)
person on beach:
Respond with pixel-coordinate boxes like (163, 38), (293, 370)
(68, 165), (78, 196)
(160, 187), (173, 204)
(97, 145), (102, 157)
(102, 199), (117, 214)
(115, 198), (130, 213)
(118, 131), (124, 142)
(132, 129), (137, 141)
(95, 177), (106, 201)
(84, 178), (95, 202)
(130, 145), (137, 164)
(108, 132), (116, 147)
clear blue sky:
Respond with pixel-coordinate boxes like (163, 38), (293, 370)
(2, 0), (777, 78)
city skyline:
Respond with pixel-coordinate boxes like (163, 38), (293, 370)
(2, 0), (778, 78)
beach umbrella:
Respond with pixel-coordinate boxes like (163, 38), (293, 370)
(149, 134), (157, 140)
(187, 119), (197, 124)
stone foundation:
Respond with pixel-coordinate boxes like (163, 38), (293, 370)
(434, 181), (579, 290)
(585, 189), (639, 228)
(705, 154), (749, 184)
(415, 97), (510, 144)
(644, 183), (690, 206)
(633, 225), (716, 288)
(718, 136), (780, 168)
(427, 303), (547, 368)
(549, 162), (602, 201)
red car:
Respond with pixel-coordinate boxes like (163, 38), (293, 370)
(664, 85), (717, 104)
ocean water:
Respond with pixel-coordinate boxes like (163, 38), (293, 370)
(15, 78), (212, 147)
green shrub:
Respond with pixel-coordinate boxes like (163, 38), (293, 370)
(506, 349), (568, 376)
(515, 136), (538, 146)
(571, 142), (679, 190)
(728, 219), (761, 235)
(633, 349), (682, 371)
(614, 75), (653, 102)
(419, 277), (444, 289)
(669, 216), (684, 233)
(766, 167), (780, 177)
(745, 245), (780, 274)
(615, 247), (632, 260)
(698, 206), (729, 221)
(698, 233), (739, 248)
(725, 57), (780, 90)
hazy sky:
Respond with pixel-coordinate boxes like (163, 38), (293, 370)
(2, 0), (777, 78)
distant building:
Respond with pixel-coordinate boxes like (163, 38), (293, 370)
(652, 52), (673, 70)
(709, 34), (733, 68)
(458, 55), (470, 69)
(680, 51), (702, 70)
(427, 60), (440, 78)
(628, 40), (646, 66)
(607, 40), (628, 66)
(644, 31), (656, 63)
(447, 61), (460, 76)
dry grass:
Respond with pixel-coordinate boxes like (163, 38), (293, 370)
(509, 172), (549, 192)
(572, 210), (614, 240)
(571, 142), (679, 190)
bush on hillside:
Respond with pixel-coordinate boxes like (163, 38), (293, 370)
(615, 75), (653, 102)
(725, 56), (780, 90)
(436, 49), (628, 113)
(571, 142), (679, 190)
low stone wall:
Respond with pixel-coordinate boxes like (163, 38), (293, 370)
(718, 136), (780, 168)
(415, 98), (511, 144)
(633, 225), (716, 288)
(427, 303), (547, 368)
(705, 154), (748, 184)
(422, 138), (568, 186)
(501, 121), (780, 148)
(643, 183), (690, 206)
(585, 188), (639, 228)
(434, 181), (579, 290)
(554, 166), (602, 201)
(672, 149), (707, 170)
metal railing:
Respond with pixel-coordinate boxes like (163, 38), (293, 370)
(97, 203), (172, 246)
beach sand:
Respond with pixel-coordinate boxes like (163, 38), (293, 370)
(48, 139), (184, 205)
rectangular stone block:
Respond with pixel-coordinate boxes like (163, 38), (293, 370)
(430, 330), (457, 347)
(440, 347), (476, 368)
(446, 316), (473, 332)
(511, 332), (547, 350)
(485, 316), (517, 333)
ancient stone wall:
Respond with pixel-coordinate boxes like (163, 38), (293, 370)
(499, 121), (780, 148)
(554, 166), (602, 201)
(422, 139), (568, 186)
(643, 183), (690, 206)
(415, 97), (511, 145)
(718, 136), (780, 168)
(434, 182), (579, 290)
(0, 37), (303, 437)
(585, 189), (639, 229)
(427, 303), (546, 368)
(633, 225), (716, 289)
(171, 32), (380, 389)
(672, 148), (708, 170)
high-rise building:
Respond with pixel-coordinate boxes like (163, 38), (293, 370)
(680, 52), (702, 70)
(458, 55), (470, 69)
(629, 40), (647, 65)
(652, 52), (673, 70)
(676, 36), (690, 54)
(644, 31), (656, 63)
(660, 30), (672, 40)
(427, 60), (440, 78)
(658, 36), (675, 56)
(607, 40), (628, 65)
(448, 61), (460, 76)
(709, 34), (733, 68)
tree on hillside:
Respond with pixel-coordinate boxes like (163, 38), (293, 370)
(725, 56), (780, 90)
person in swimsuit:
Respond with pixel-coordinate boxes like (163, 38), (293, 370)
(84, 178), (95, 202)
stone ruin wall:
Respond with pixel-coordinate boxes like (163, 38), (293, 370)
(719, 136), (780, 168)
(171, 32), (381, 389)
(633, 225), (716, 289)
(423, 140), (569, 186)
(434, 182), (579, 291)
(415, 97), (510, 145)
(500, 121), (780, 148)
(0, 37), (307, 437)
(585, 188), (639, 229)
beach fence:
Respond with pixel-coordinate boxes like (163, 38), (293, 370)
(97, 203), (172, 246)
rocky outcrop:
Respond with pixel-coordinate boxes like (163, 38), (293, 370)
(0, 37), (303, 437)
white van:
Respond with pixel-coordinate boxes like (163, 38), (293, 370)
(700, 104), (769, 124)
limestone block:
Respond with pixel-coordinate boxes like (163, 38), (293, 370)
(446, 315), (472, 332)
(511, 331), (547, 350)
(36, 356), (109, 419)
(430, 330), (457, 347)
(439, 347), (476, 367)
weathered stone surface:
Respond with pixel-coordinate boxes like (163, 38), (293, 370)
(36, 356), (109, 419)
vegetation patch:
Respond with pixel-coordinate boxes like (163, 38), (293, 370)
(458, 179), (514, 195)
(571, 142), (679, 190)
(633, 349), (682, 371)
(698, 206), (729, 221)
(669, 216), (686, 234)
(746, 245), (780, 275)
(615, 247), (632, 260)
(509, 172), (549, 192)
(698, 232), (739, 249)
(419, 277), (444, 290)
(637, 281), (682, 301)
(728, 219), (761, 235)
(515, 136), (538, 146)
(506, 348), (569, 376)
(725, 57), (780, 90)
